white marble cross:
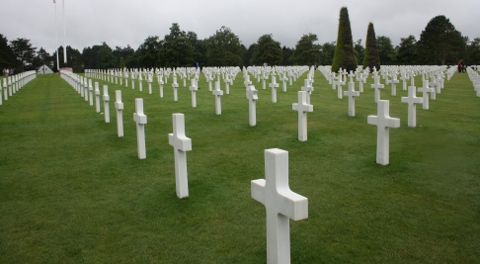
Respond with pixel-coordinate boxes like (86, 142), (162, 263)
(251, 148), (308, 264)
(269, 73), (279, 103)
(158, 75), (164, 98)
(94, 82), (100, 113)
(386, 72), (399, 96)
(133, 98), (147, 159)
(418, 78), (434, 110)
(169, 113), (192, 199)
(429, 76), (438, 100)
(224, 75), (231, 94)
(344, 78), (360, 117)
(172, 75), (179, 101)
(337, 73), (345, 99)
(112, 90), (124, 137)
(300, 79), (314, 104)
(3, 79), (8, 101)
(280, 71), (288, 92)
(148, 73), (153, 94)
(371, 74), (384, 103)
(367, 100), (400, 165)
(83, 77), (89, 101)
(247, 85), (258, 126)
(292, 91), (313, 142)
(88, 79), (94, 106)
(138, 72), (143, 92)
(213, 81), (224, 115)
(189, 78), (198, 108)
(401, 86), (423, 127)
(103, 85), (110, 123)
(399, 71), (408, 90)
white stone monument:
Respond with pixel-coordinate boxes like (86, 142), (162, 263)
(168, 113), (192, 199)
(418, 78), (434, 110)
(292, 91), (313, 142)
(213, 81), (224, 115)
(251, 148), (308, 264)
(401, 86), (423, 127)
(115, 90), (124, 137)
(269, 73), (279, 103)
(88, 79), (94, 106)
(94, 82), (100, 113)
(189, 78), (198, 108)
(247, 85), (258, 126)
(103, 85), (110, 123)
(343, 78), (360, 117)
(133, 98), (147, 159)
(172, 75), (179, 101)
(371, 74), (384, 103)
(367, 100), (400, 165)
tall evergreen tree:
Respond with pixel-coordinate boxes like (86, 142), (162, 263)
(251, 34), (284, 66)
(331, 7), (357, 72)
(363, 22), (380, 70)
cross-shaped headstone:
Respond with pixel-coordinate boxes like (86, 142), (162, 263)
(94, 82), (100, 113)
(247, 85), (258, 126)
(158, 74), (164, 98)
(300, 79), (314, 104)
(189, 78), (198, 108)
(212, 81), (224, 115)
(224, 75), (231, 95)
(103, 85), (110, 123)
(138, 72), (144, 92)
(399, 70), (408, 91)
(371, 74), (384, 103)
(387, 72), (399, 96)
(429, 76), (438, 100)
(172, 75), (179, 101)
(3, 78), (8, 101)
(401, 86), (423, 127)
(133, 98), (147, 159)
(115, 90), (124, 137)
(292, 91), (313, 142)
(280, 71), (288, 92)
(418, 78), (434, 110)
(343, 79), (360, 117)
(269, 73), (279, 103)
(168, 113), (192, 199)
(367, 100), (400, 165)
(88, 79), (94, 106)
(251, 148), (308, 264)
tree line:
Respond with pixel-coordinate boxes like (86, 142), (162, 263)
(1, 14), (479, 73)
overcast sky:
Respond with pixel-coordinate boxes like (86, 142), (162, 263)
(1, 0), (479, 54)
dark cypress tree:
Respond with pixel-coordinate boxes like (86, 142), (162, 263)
(363, 22), (381, 70)
(331, 7), (357, 72)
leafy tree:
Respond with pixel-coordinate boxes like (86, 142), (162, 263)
(292, 33), (321, 66)
(0, 34), (20, 70)
(187, 31), (207, 68)
(377, 36), (396, 65)
(417, 15), (464, 65)
(363, 22), (380, 70)
(354, 39), (365, 66)
(331, 7), (357, 72)
(395, 35), (418, 65)
(161, 23), (194, 67)
(318, 42), (336, 65)
(245, 43), (257, 66)
(251, 34), (284, 66)
(54, 46), (83, 72)
(10, 38), (36, 71)
(134, 36), (161, 68)
(97, 42), (117, 69)
(32, 47), (53, 69)
(113, 45), (135, 68)
(465, 37), (480, 65)
(206, 26), (243, 66)
(282, 46), (294, 65)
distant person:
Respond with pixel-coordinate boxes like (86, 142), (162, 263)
(457, 59), (464, 73)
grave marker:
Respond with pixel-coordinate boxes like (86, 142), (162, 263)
(247, 85), (258, 126)
(133, 98), (147, 159)
(94, 82), (100, 113)
(251, 148), (308, 264)
(371, 74), (384, 103)
(343, 77), (360, 117)
(168, 113), (192, 199)
(115, 90), (124, 137)
(103, 85), (110, 123)
(292, 91), (313, 142)
(367, 100), (400, 165)
(418, 78), (434, 110)
(189, 78), (198, 108)
(269, 73), (279, 103)
(401, 86), (423, 127)
(213, 81), (224, 115)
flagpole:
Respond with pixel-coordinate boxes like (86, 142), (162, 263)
(62, 0), (67, 64)
(54, 0), (59, 70)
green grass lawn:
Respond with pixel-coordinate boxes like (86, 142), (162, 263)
(1, 69), (479, 263)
